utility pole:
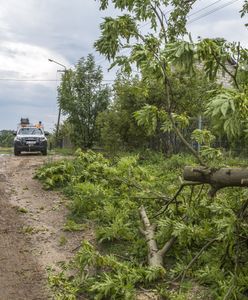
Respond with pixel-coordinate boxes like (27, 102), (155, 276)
(48, 58), (67, 147)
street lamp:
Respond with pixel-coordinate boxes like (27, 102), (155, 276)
(48, 58), (67, 147)
(48, 58), (67, 70)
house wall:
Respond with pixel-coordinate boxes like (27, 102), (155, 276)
(197, 61), (235, 88)
(216, 63), (235, 88)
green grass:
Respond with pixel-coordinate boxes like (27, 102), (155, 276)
(49, 147), (76, 156)
(0, 146), (75, 156)
(63, 220), (87, 232)
(0, 147), (13, 154)
(17, 207), (28, 213)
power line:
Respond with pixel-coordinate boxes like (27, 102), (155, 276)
(0, 78), (58, 82)
(188, 0), (241, 24)
(0, 78), (115, 82)
(188, 0), (224, 17)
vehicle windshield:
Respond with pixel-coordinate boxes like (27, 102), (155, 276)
(18, 127), (43, 135)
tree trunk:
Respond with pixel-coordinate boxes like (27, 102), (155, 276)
(183, 166), (248, 196)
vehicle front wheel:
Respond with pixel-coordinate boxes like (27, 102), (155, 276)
(42, 149), (47, 156)
(14, 148), (20, 156)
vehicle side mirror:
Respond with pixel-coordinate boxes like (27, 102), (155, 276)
(13, 131), (17, 136)
(44, 131), (50, 136)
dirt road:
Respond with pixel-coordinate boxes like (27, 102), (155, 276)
(0, 154), (82, 300)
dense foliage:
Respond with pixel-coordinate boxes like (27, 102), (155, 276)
(0, 130), (14, 147)
(57, 54), (110, 148)
(95, 0), (247, 163)
(96, 75), (150, 151)
(36, 150), (248, 299)
(97, 70), (218, 153)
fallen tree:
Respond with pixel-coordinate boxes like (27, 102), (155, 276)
(139, 205), (176, 267)
(183, 166), (248, 196)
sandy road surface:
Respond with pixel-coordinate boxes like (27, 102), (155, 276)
(0, 154), (83, 300)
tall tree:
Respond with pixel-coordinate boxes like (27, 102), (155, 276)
(95, 0), (207, 164)
(95, 0), (247, 163)
(97, 75), (150, 151)
(58, 54), (110, 148)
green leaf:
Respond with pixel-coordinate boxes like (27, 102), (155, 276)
(220, 101), (229, 117)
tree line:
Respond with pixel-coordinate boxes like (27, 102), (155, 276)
(0, 130), (14, 147)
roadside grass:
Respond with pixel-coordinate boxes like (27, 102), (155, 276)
(0, 146), (76, 156)
(63, 219), (87, 232)
(49, 147), (76, 156)
(0, 147), (13, 154)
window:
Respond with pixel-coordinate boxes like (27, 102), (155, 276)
(18, 127), (43, 135)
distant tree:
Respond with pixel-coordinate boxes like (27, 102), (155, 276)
(0, 130), (14, 147)
(58, 54), (110, 148)
(97, 75), (149, 151)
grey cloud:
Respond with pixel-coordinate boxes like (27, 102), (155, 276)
(0, 0), (114, 63)
(0, 81), (58, 130)
(0, 70), (21, 77)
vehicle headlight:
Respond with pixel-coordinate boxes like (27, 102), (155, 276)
(15, 136), (22, 142)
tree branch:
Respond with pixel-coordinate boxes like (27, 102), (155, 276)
(233, 42), (240, 83)
(177, 238), (218, 287)
(139, 205), (176, 267)
(159, 236), (177, 256)
(152, 177), (203, 219)
(167, 108), (206, 166)
(212, 52), (240, 90)
(150, 2), (168, 43)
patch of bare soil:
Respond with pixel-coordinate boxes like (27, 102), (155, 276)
(0, 154), (88, 300)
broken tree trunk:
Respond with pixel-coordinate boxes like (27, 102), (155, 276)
(139, 205), (176, 268)
(183, 166), (248, 196)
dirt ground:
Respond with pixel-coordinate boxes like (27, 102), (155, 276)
(0, 154), (163, 300)
(0, 154), (85, 300)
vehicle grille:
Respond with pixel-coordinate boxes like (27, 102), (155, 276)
(22, 137), (39, 145)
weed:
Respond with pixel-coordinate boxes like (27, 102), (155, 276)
(22, 225), (35, 234)
(17, 207), (28, 213)
(59, 236), (68, 246)
(63, 220), (86, 232)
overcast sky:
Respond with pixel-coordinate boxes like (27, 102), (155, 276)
(0, 0), (247, 131)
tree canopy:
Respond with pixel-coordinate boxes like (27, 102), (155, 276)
(95, 0), (248, 163)
(58, 54), (110, 148)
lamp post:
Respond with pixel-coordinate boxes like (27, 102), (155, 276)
(48, 58), (67, 147)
